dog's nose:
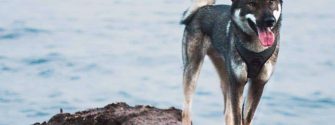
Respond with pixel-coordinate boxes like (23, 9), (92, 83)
(264, 17), (276, 27)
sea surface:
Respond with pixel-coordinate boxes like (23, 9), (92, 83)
(0, 0), (334, 125)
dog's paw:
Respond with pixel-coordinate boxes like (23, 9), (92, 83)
(181, 115), (192, 125)
(182, 120), (192, 125)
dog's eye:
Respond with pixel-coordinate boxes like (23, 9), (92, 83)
(269, 0), (276, 5)
(248, 2), (257, 8)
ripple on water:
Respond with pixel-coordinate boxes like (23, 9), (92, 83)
(0, 27), (49, 40)
(22, 109), (48, 118)
(70, 76), (81, 81)
(48, 91), (63, 98)
(290, 95), (335, 109)
(0, 90), (22, 103)
(0, 33), (20, 40)
(38, 69), (55, 78)
(200, 112), (222, 118)
(264, 92), (335, 118)
(0, 64), (12, 72)
(26, 111), (50, 118)
(26, 58), (50, 65)
(117, 91), (158, 105)
(118, 91), (132, 98)
(196, 90), (212, 96)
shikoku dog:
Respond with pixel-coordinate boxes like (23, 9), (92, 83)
(181, 0), (282, 125)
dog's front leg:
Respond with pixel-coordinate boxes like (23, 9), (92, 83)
(242, 79), (266, 125)
(243, 62), (273, 125)
(224, 65), (247, 125)
(226, 78), (246, 125)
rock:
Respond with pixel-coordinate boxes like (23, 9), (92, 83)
(33, 102), (182, 125)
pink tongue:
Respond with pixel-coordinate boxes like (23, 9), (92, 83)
(258, 28), (275, 47)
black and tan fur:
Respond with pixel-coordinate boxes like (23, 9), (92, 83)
(181, 0), (283, 125)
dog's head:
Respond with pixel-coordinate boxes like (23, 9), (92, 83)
(231, 0), (282, 47)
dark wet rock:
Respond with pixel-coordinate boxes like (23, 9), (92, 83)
(33, 102), (182, 125)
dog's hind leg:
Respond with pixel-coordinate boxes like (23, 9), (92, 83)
(207, 47), (231, 118)
(182, 27), (207, 125)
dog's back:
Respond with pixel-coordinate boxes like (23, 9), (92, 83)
(181, 4), (232, 65)
(183, 5), (231, 34)
(181, 0), (216, 24)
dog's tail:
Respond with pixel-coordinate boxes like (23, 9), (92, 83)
(181, 0), (216, 24)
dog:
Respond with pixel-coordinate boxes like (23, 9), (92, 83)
(181, 0), (282, 125)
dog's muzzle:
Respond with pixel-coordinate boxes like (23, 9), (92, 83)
(246, 17), (276, 47)
(264, 16), (276, 27)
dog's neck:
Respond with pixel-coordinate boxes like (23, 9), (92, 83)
(229, 21), (279, 78)
(234, 33), (278, 78)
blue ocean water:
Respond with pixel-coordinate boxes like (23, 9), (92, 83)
(0, 0), (334, 125)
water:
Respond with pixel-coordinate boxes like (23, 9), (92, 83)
(0, 0), (334, 125)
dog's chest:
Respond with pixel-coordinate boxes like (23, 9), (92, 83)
(229, 48), (248, 82)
